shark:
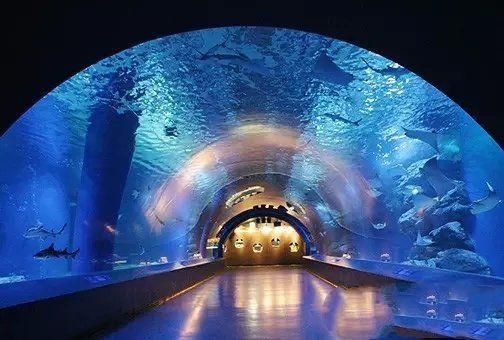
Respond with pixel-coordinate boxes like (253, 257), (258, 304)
(470, 182), (502, 214)
(23, 223), (67, 239)
(414, 231), (434, 247)
(362, 57), (409, 78)
(324, 113), (362, 126)
(201, 50), (250, 63)
(33, 243), (79, 259)
(197, 40), (270, 76)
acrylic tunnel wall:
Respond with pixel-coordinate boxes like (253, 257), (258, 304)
(0, 26), (503, 297)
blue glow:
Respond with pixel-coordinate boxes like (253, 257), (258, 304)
(0, 27), (502, 294)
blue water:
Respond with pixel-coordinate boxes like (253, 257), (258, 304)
(0, 26), (502, 290)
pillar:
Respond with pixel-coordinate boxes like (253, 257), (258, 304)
(73, 68), (139, 273)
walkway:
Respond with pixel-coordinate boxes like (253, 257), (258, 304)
(103, 266), (392, 339)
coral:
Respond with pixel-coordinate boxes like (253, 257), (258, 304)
(428, 221), (475, 251)
(434, 248), (491, 275)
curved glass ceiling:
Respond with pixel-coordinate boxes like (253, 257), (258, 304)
(0, 26), (502, 285)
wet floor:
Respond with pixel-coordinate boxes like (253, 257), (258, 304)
(103, 266), (393, 339)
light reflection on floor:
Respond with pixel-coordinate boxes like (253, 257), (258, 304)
(104, 266), (393, 339)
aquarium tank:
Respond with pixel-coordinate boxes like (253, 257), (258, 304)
(0, 26), (502, 292)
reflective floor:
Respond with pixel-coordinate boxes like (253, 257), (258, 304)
(104, 266), (394, 339)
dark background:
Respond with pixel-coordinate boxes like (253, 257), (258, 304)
(3, 0), (503, 144)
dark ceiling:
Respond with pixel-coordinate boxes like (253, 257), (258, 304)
(3, 1), (503, 145)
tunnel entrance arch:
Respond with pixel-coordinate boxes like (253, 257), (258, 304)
(215, 205), (314, 258)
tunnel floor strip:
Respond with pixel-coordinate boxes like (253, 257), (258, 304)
(102, 266), (346, 339)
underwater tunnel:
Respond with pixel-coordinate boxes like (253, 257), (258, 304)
(1, 27), (503, 338)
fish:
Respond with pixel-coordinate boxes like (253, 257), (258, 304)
(421, 157), (457, 196)
(131, 190), (140, 200)
(105, 224), (119, 236)
(154, 213), (165, 225)
(300, 139), (312, 148)
(23, 223), (67, 239)
(93, 253), (127, 265)
(414, 231), (433, 247)
(33, 243), (79, 259)
(313, 52), (355, 86)
(164, 125), (178, 137)
(470, 182), (502, 214)
(131, 245), (145, 257)
(112, 253), (127, 261)
(372, 222), (387, 230)
(331, 243), (356, 257)
(324, 113), (362, 126)
(402, 127), (439, 151)
(97, 245), (144, 264)
(361, 57), (409, 78)
(286, 201), (306, 215)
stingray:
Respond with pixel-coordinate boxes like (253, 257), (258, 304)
(412, 193), (438, 211)
(362, 57), (409, 78)
(414, 231), (434, 247)
(470, 182), (502, 214)
(421, 157), (457, 196)
(368, 187), (383, 198)
(368, 176), (383, 189)
(366, 176), (384, 198)
(313, 52), (354, 86)
(402, 127), (439, 151)
(387, 165), (407, 178)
